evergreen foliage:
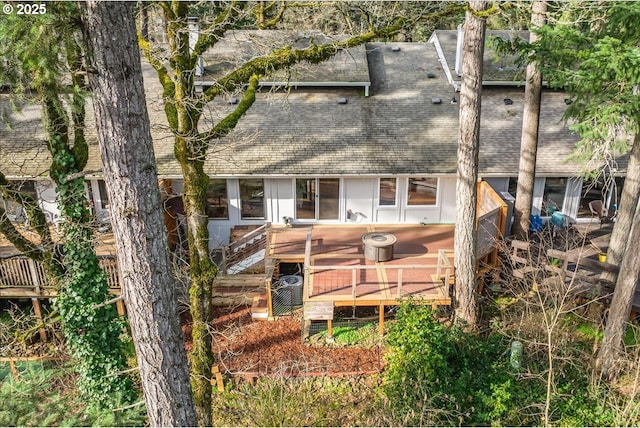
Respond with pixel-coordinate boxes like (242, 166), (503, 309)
(495, 2), (640, 162)
(0, 3), (135, 406)
(0, 362), (146, 426)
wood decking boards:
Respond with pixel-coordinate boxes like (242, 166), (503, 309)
(268, 224), (455, 307)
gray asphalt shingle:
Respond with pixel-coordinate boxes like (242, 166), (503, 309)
(0, 33), (601, 181)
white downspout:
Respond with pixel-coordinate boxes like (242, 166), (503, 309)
(454, 23), (464, 76)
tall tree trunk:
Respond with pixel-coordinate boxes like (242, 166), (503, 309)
(512, 1), (547, 240)
(597, 192), (640, 378)
(603, 135), (640, 282)
(597, 135), (640, 378)
(454, 0), (487, 328)
(82, 2), (197, 425)
(179, 152), (216, 427)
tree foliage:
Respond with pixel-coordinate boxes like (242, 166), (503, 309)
(138, 1), (466, 423)
(0, 2), (134, 405)
(517, 2), (640, 164)
(528, 1), (640, 378)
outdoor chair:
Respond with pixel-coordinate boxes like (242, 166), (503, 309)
(588, 200), (608, 228)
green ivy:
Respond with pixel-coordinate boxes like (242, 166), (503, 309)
(52, 174), (134, 406)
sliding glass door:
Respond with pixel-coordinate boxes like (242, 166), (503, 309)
(295, 178), (340, 220)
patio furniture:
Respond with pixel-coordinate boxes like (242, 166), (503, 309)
(362, 232), (396, 262)
(588, 200), (608, 228)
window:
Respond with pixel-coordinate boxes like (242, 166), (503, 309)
(543, 178), (566, 216)
(407, 177), (438, 205)
(206, 179), (228, 219)
(378, 178), (397, 206)
(578, 176), (624, 218)
(240, 179), (264, 219)
(296, 178), (316, 219)
(508, 177), (518, 197)
(98, 180), (109, 209)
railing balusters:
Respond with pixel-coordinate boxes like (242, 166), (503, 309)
(1, 255), (121, 296)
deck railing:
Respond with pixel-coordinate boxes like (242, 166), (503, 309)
(222, 223), (269, 272)
(0, 255), (121, 297)
(303, 249), (453, 302)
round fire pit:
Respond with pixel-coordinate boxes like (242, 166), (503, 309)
(362, 232), (397, 262)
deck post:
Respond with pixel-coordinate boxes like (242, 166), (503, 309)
(304, 229), (312, 300)
(116, 299), (126, 316)
(352, 268), (357, 300)
(397, 269), (403, 298)
(31, 297), (47, 341)
(378, 304), (385, 335)
(327, 319), (333, 339)
(266, 277), (274, 319)
(9, 359), (19, 380)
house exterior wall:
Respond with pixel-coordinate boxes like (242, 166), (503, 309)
(199, 176), (458, 247)
(344, 178), (374, 223)
(35, 180), (60, 222)
(484, 175), (589, 224)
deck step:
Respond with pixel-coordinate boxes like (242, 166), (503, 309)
(212, 273), (269, 307)
(251, 291), (269, 320)
(226, 249), (266, 274)
(213, 273), (268, 288)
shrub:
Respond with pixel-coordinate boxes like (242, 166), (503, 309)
(383, 302), (527, 426)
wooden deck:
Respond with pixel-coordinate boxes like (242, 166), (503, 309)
(267, 224), (454, 307)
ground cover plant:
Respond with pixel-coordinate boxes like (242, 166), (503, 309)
(0, 362), (146, 426)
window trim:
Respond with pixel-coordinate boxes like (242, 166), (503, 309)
(406, 177), (439, 207)
(377, 177), (398, 207)
(239, 178), (265, 220)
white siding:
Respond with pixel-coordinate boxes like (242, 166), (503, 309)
(344, 178), (374, 223)
(531, 177), (545, 216)
(563, 177), (582, 220)
(266, 178), (295, 223)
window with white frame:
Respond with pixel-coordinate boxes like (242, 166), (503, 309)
(407, 177), (438, 205)
(206, 179), (228, 219)
(378, 178), (397, 206)
(239, 179), (264, 219)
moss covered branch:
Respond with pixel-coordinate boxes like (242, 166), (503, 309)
(199, 25), (393, 105)
(198, 75), (259, 143)
(467, 2), (501, 18)
(255, 1), (287, 29)
(0, 209), (45, 261)
(190, 1), (245, 62)
(200, 4), (464, 105)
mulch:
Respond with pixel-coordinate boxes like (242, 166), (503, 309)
(182, 306), (384, 378)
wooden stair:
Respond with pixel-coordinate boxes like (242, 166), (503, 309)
(251, 290), (270, 321)
(222, 224), (269, 274)
(211, 273), (268, 306)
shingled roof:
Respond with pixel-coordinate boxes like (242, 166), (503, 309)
(206, 42), (459, 176)
(198, 30), (371, 92)
(0, 35), (596, 181)
(429, 29), (528, 89)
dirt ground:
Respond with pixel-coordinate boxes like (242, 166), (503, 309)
(182, 306), (384, 378)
